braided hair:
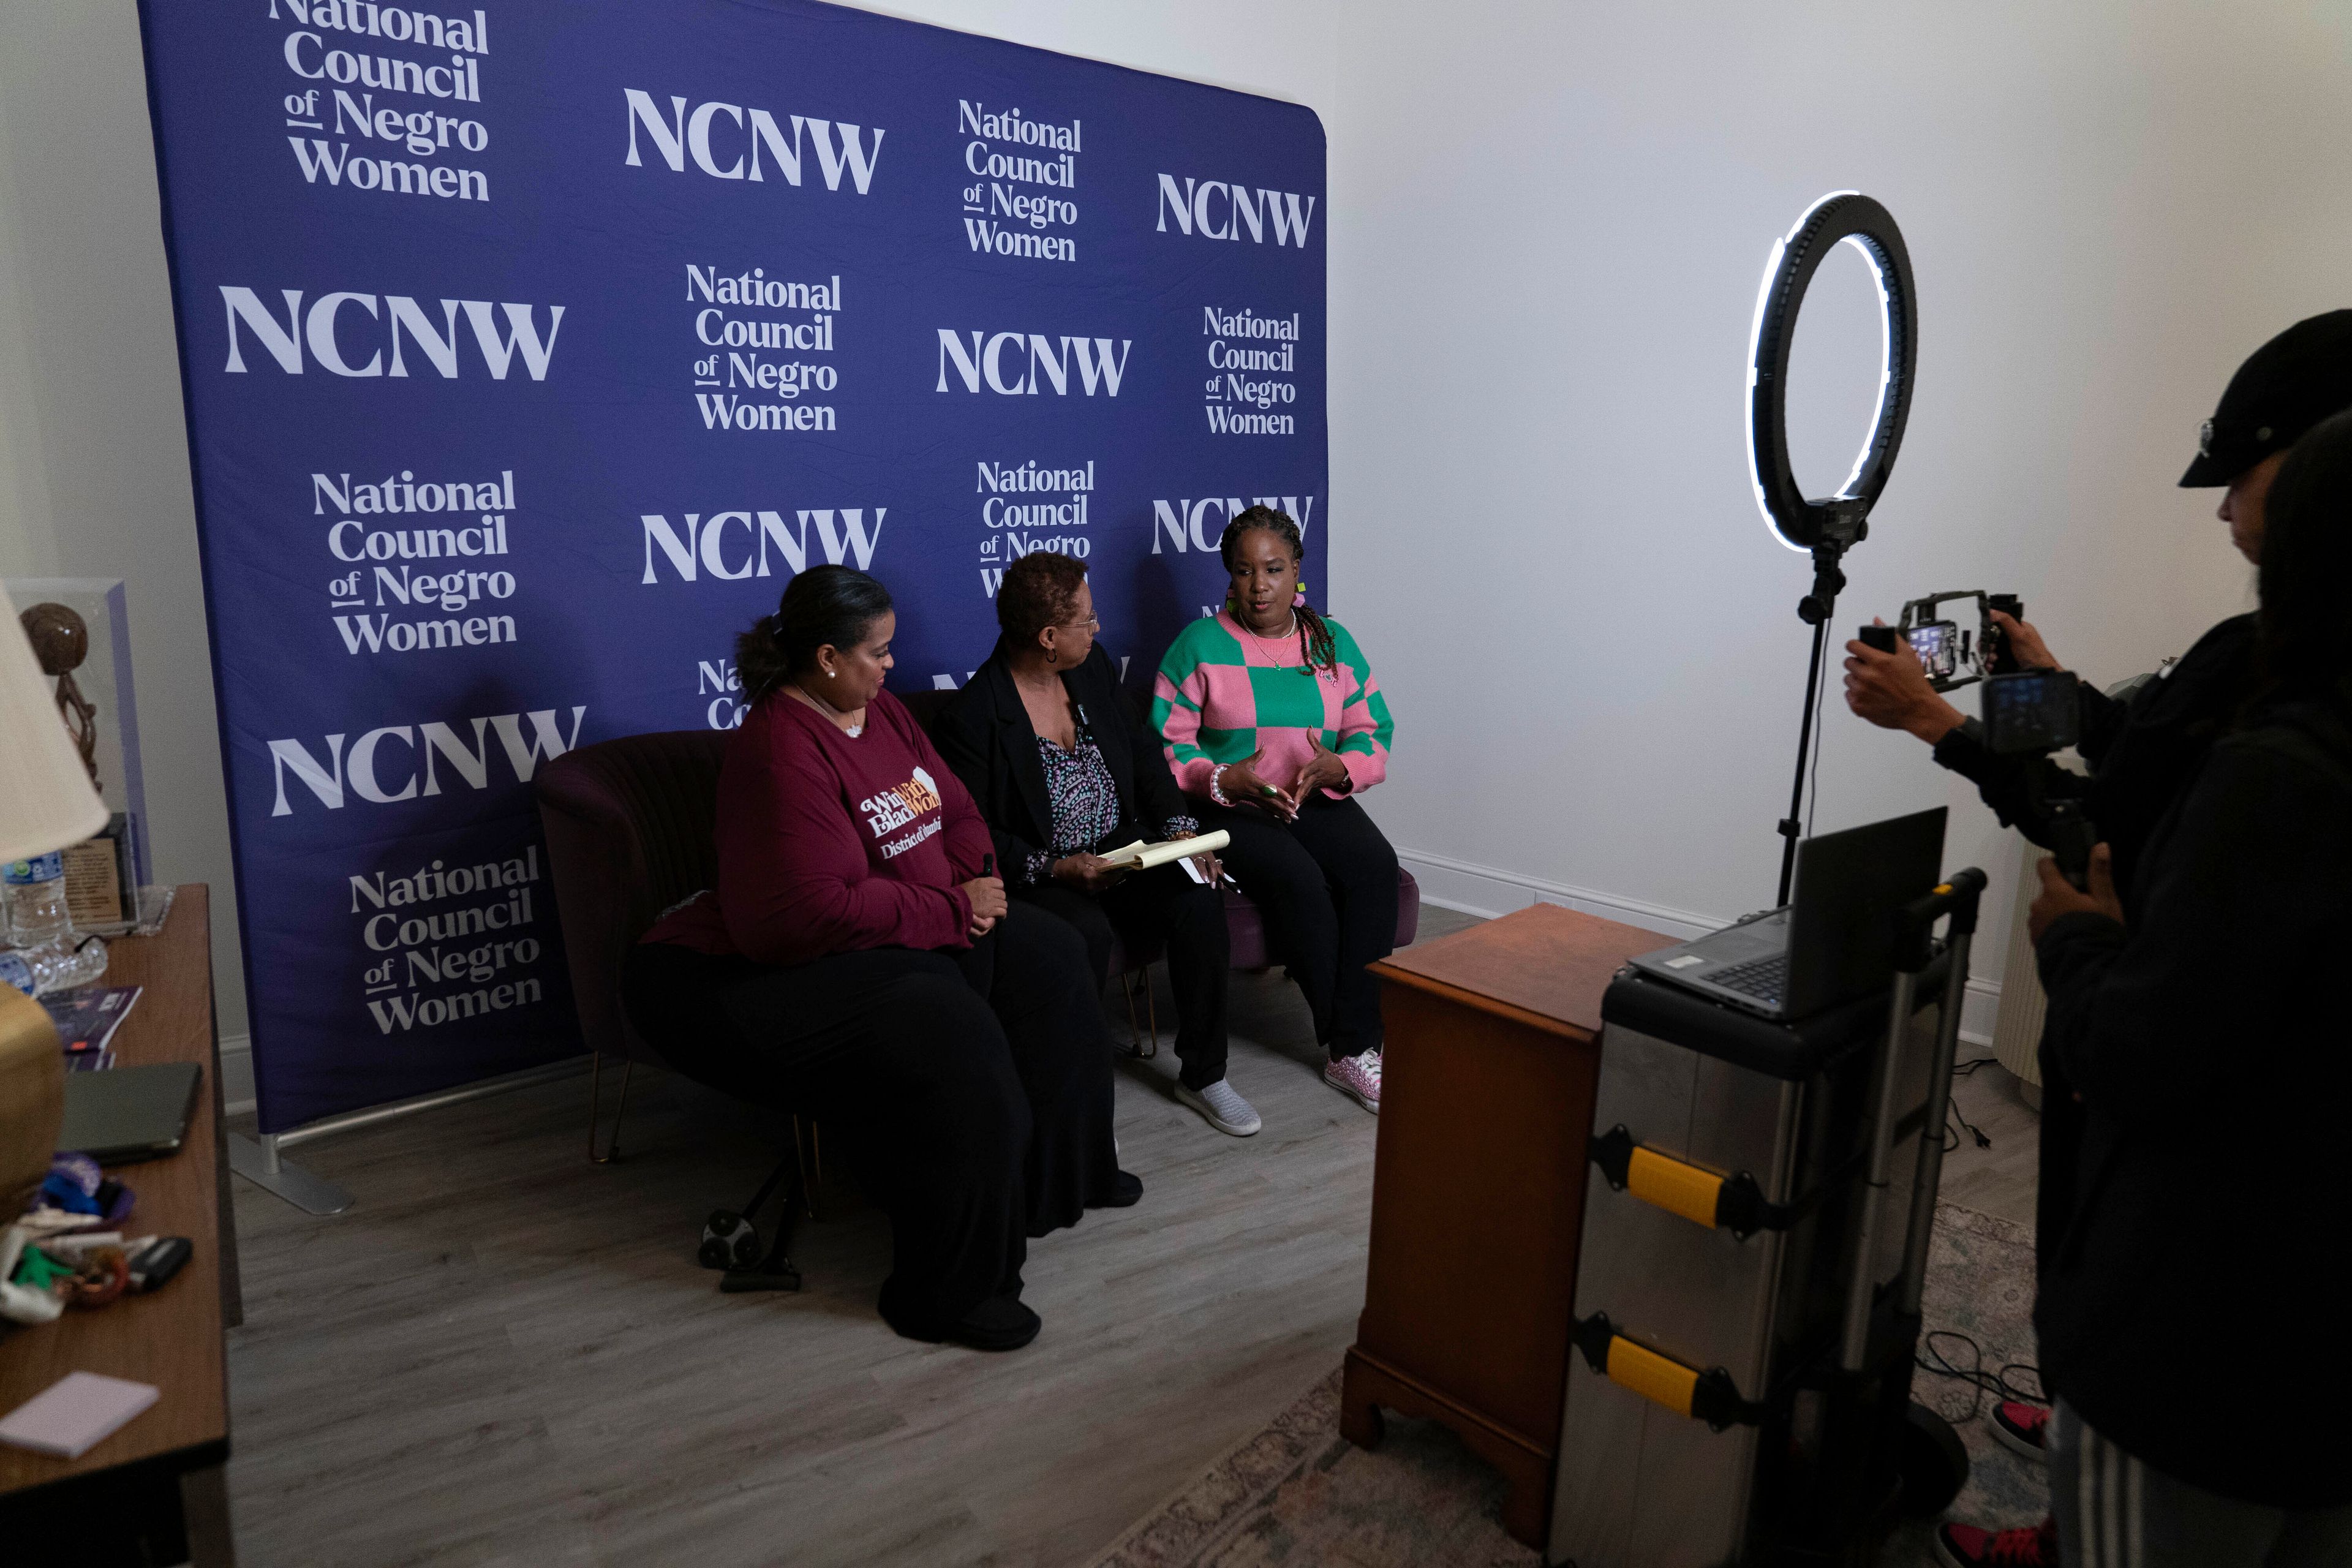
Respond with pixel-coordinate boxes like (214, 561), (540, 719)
(1219, 505), (1337, 673)
(734, 564), (894, 701)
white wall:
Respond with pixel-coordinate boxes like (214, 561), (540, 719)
(0, 5), (241, 1030)
(4, 1), (2338, 1077)
(1326, 1), (2350, 1007)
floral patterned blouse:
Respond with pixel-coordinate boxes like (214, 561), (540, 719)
(1022, 734), (1199, 885)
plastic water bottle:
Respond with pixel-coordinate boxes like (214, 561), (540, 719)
(0, 949), (34, 998)
(2, 853), (107, 995)
(4, 852), (70, 947)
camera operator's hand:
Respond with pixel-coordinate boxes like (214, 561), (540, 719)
(1844, 620), (1966, 744)
(2028, 843), (2122, 943)
(1991, 609), (2060, 672)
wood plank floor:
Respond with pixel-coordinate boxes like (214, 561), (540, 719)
(220, 905), (2041, 1566)
(221, 905), (1483, 1568)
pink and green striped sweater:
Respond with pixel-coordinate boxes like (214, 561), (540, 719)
(1152, 611), (1395, 801)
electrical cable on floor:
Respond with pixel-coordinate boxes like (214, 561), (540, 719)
(1915, 1329), (2044, 1424)
(1940, 1056), (2000, 1152)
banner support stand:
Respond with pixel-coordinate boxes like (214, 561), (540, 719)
(227, 1056), (592, 1214)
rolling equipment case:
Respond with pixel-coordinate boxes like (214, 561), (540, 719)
(1550, 870), (1986, 1567)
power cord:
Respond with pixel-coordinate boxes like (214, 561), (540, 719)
(1939, 1055), (1999, 1152)
(1915, 1329), (2044, 1425)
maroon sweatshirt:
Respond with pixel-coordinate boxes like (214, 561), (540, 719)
(643, 689), (994, 966)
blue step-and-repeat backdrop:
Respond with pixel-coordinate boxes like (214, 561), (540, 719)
(136, 0), (1327, 1132)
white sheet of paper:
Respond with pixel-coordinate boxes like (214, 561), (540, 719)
(0, 1371), (159, 1459)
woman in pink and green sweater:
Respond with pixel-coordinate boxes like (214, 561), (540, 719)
(1152, 506), (1399, 1113)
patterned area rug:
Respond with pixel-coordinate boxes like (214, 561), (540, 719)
(1091, 1204), (2045, 1568)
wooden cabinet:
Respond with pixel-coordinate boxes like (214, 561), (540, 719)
(1340, 902), (1668, 1550)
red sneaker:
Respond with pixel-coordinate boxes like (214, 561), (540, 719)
(1991, 1400), (2051, 1461)
(1934, 1517), (2057, 1568)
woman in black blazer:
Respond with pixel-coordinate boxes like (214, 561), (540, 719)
(933, 552), (1256, 1137)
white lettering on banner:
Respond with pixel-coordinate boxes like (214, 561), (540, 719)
(698, 658), (747, 729)
(221, 288), (562, 380)
(639, 510), (886, 584)
(1206, 405), (1296, 435)
(285, 88), (489, 200)
(315, 469), (514, 516)
(936, 332), (1130, 396)
(961, 221), (1075, 263)
(970, 457), (1096, 589)
(282, 35), (485, 99)
(349, 846), (537, 913)
(270, 3), (488, 56)
(1200, 303), (1305, 434)
(682, 265), (844, 429)
(1150, 496), (1316, 555)
(955, 101), (1082, 264)
(623, 91), (884, 193)
(1156, 176), (1316, 247)
(342, 835), (556, 1035)
(316, 467), (521, 653)
(267, 708), (586, 816)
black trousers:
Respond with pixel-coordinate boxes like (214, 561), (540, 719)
(620, 902), (1118, 1338)
(1015, 864), (1232, 1090)
(1202, 794), (1399, 1058)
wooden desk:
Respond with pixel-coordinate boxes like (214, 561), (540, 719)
(0, 885), (236, 1561)
(1340, 902), (1669, 1549)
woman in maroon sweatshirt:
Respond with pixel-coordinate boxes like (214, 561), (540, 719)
(625, 567), (1136, 1351)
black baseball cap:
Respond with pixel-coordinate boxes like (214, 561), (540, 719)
(2180, 310), (2352, 486)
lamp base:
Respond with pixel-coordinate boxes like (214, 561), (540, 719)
(0, 982), (65, 1215)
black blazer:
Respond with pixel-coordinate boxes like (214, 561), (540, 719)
(932, 640), (1193, 881)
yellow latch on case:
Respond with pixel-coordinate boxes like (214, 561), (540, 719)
(1625, 1145), (1725, 1228)
(1605, 1335), (1702, 1419)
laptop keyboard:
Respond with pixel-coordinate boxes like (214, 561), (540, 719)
(1711, 954), (1789, 1005)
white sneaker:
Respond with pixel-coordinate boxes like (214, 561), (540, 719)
(1175, 1077), (1262, 1137)
(1323, 1048), (1382, 1114)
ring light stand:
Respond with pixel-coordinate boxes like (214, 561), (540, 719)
(1746, 192), (1918, 904)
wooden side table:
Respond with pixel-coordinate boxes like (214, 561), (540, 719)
(0, 885), (237, 1562)
(1340, 902), (1669, 1549)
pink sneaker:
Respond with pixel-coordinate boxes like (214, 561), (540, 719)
(1990, 1400), (2049, 1461)
(1324, 1049), (1382, 1113)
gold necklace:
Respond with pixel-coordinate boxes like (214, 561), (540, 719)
(1238, 610), (1309, 673)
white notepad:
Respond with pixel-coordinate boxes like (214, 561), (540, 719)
(0, 1371), (159, 1458)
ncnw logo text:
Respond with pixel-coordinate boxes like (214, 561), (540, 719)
(624, 90), (883, 193)
(936, 331), (1130, 396)
(640, 509), (885, 583)
(221, 287), (562, 380)
(1155, 176), (1315, 248)
(267, 708), (585, 816)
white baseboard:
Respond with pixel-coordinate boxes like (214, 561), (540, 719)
(1399, 847), (2001, 1047)
(219, 1033), (255, 1119)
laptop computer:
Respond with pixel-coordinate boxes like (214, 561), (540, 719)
(1627, 807), (1947, 1020)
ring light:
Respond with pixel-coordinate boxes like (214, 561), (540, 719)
(1745, 191), (1918, 552)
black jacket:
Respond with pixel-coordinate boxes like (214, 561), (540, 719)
(1932, 614), (2257, 1259)
(2034, 697), (2352, 1508)
(930, 641), (1194, 884)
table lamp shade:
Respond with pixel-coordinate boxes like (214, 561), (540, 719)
(0, 607), (107, 866)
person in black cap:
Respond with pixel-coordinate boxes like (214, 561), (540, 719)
(1840, 309), (2352, 1568)
(2024, 407), (2352, 1566)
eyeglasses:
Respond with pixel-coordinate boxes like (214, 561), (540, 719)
(1058, 616), (1100, 633)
